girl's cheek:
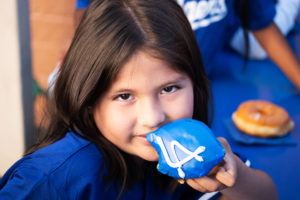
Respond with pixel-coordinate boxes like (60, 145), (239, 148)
(112, 105), (138, 131)
(163, 92), (194, 118)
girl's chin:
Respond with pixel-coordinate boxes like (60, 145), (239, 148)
(144, 156), (159, 162)
(132, 152), (159, 166)
(139, 149), (159, 162)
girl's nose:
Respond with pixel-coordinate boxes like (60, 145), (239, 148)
(137, 97), (166, 129)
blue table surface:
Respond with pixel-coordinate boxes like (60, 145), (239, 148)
(210, 47), (300, 199)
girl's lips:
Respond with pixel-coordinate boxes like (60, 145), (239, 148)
(136, 134), (151, 145)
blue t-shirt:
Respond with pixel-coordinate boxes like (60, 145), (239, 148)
(76, 0), (92, 9)
(0, 132), (221, 200)
(177, 0), (276, 75)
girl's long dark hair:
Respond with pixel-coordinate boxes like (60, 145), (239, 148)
(28, 0), (211, 198)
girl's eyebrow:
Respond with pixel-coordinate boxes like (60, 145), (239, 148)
(111, 88), (134, 94)
(161, 76), (189, 85)
(110, 75), (189, 94)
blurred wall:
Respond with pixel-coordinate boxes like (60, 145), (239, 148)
(0, 0), (75, 176)
(0, 0), (28, 176)
(30, 0), (75, 90)
(30, 0), (75, 125)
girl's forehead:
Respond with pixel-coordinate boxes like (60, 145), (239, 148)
(108, 51), (189, 92)
(116, 51), (174, 79)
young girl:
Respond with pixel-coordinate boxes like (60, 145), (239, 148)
(0, 0), (277, 199)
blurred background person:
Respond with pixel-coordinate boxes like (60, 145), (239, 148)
(49, 0), (300, 91)
(178, 0), (300, 90)
(230, 0), (300, 60)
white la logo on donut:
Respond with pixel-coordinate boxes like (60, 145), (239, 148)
(154, 135), (206, 179)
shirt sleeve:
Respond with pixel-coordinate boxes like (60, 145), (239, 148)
(237, 0), (276, 30)
(0, 166), (61, 200)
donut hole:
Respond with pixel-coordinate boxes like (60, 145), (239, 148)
(239, 100), (291, 127)
(256, 108), (271, 116)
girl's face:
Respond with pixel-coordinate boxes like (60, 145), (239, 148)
(93, 50), (194, 161)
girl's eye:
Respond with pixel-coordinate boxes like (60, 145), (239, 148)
(161, 86), (179, 94)
(116, 93), (132, 101)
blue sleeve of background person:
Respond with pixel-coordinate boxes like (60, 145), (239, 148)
(76, 0), (92, 9)
(241, 0), (276, 30)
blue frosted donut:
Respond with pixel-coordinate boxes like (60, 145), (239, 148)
(146, 118), (225, 179)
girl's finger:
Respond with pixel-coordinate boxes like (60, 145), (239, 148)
(217, 137), (232, 153)
(186, 179), (208, 193)
(192, 176), (223, 192)
(215, 166), (236, 187)
(223, 154), (236, 174)
(216, 138), (238, 187)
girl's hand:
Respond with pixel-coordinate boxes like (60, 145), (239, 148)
(186, 137), (238, 193)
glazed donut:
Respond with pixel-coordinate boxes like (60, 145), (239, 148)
(232, 100), (294, 137)
(147, 119), (225, 179)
